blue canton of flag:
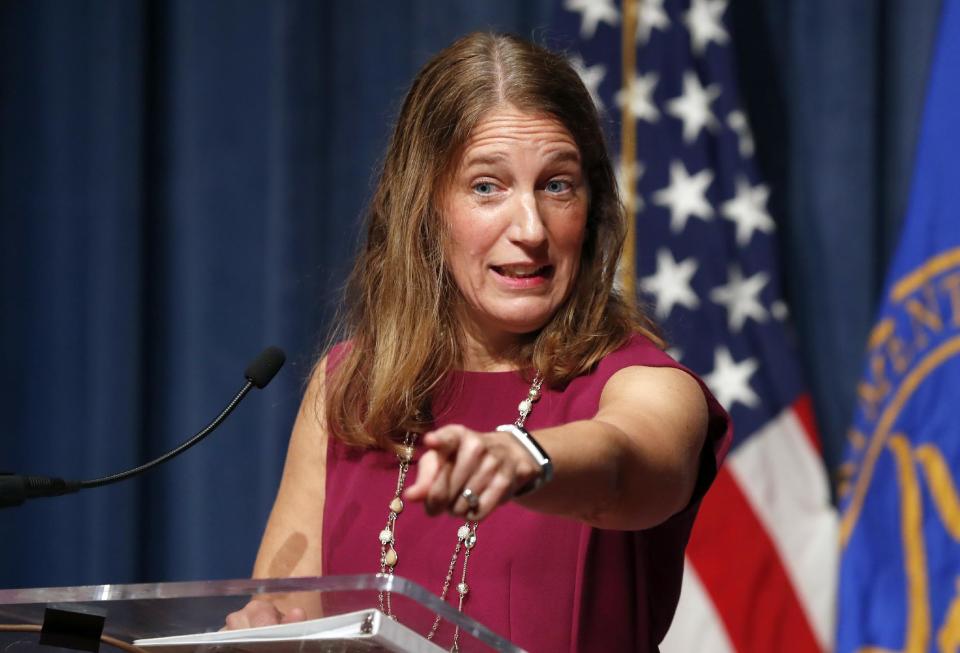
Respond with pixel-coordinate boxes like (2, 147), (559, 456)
(552, 1), (836, 651)
(838, 1), (960, 651)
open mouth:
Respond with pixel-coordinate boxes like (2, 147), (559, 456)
(491, 264), (552, 279)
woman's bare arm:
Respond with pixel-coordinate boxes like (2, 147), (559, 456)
(224, 362), (328, 628)
(406, 365), (710, 531)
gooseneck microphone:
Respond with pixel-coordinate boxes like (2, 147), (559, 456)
(0, 346), (286, 509)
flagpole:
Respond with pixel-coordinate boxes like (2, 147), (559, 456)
(618, 0), (638, 305)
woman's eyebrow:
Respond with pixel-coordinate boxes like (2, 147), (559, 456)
(462, 152), (508, 168)
(462, 149), (581, 170)
(544, 149), (582, 165)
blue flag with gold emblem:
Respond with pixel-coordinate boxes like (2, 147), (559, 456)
(838, 0), (960, 650)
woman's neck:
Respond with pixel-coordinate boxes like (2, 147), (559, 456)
(457, 322), (532, 372)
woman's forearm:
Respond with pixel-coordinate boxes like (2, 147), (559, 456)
(516, 416), (701, 530)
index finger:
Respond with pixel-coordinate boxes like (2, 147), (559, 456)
(404, 448), (443, 502)
(422, 424), (469, 453)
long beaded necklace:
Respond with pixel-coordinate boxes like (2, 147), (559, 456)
(377, 373), (544, 650)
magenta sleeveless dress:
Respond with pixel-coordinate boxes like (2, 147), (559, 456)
(323, 334), (731, 652)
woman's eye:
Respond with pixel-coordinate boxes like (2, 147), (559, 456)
(545, 179), (572, 193)
(473, 181), (496, 195)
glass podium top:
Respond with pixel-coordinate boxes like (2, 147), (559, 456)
(0, 575), (524, 653)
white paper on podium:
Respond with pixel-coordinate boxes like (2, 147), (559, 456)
(133, 609), (447, 653)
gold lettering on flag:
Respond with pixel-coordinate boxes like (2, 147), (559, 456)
(842, 247), (960, 546)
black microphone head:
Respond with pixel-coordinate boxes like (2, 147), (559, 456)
(245, 346), (286, 388)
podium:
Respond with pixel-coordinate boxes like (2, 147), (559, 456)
(0, 575), (524, 653)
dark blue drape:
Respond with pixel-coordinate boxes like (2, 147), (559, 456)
(731, 0), (942, 470)
(0, 0), (940, 587)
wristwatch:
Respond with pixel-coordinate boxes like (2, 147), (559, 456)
(496, 423), (554, 495)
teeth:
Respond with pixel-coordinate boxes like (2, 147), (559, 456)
(497, 265), (545, 278)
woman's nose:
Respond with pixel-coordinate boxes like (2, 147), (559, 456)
(508, 191), (547, 246)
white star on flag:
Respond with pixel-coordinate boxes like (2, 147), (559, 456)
(641, 248), (700, 319)
(615, 72), (661, 123)
(771, 300), (789, 320)
(569, 54), (607, 111)
(727, 110), (755, 157)
(709, 264), (770, 332)
(666, 71), (721, 143)
(563, 0), (620, 39)
(703, 346), (760, 410)
(652, 160), (714, 233)
(721, 176), (775, 246)
(636, 0), (671, 44)
(684, 0), (730, 55)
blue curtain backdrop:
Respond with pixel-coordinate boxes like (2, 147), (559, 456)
(0, 0), (940, 588)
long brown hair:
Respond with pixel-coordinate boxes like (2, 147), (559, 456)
(324, 32), (663, 449)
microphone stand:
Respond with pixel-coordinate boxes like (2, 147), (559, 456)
(0, 346), (285, 509)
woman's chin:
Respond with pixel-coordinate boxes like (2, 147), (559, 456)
(486, 312), (556, 338)
(457, 297), (565, 346)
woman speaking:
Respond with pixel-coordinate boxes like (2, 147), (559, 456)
(227, 32), (730, 652)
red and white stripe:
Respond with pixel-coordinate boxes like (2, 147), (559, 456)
(662, 396), (838, 652)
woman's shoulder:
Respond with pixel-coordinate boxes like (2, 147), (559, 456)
(326, 340), (351, 362)
(321, 340), (355, 377)
(563, 332), (678, 401)
(595, 331), (678, 373)
(593, 331), (732, 460)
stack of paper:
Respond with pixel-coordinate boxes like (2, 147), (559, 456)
(134, 609), (446, 653)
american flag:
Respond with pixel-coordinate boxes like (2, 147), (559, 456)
(553, 1), (837, 650)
